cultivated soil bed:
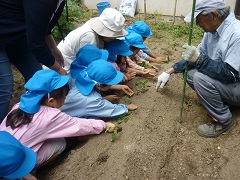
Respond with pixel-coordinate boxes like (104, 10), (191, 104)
(10, 13), (240, 180)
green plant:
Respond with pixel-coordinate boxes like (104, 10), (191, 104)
(135, 79), (148, 89)
(138, 61), (150, 68)
(52, 0), (83, 40)
(165, 55), (170, 63)
(105, 124), (123, 142)
(117, 112), (132, 124)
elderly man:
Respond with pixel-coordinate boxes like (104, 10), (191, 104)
(156, 0), (240, 138)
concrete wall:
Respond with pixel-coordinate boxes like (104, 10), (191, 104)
(84, 0), (237, 17)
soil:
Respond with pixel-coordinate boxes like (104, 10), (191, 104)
(10, 14), (240, 180)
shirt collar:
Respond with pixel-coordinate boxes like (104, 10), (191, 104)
(216, 12), (235, 37)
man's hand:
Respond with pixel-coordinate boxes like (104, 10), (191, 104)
(156, 72), (170, 89)
(182, 45), (200, 63)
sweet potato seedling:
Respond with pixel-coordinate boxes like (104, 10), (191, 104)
(166, 55), (170, 63)
(135, 79), (148, 89)
(105, 125), (122, 142)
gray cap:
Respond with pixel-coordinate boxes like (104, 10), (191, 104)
(184, 0), (226, 22)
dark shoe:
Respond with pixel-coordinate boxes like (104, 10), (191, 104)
(196, 120), (234, 138)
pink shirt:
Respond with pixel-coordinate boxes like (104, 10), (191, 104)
(0, 103), (106, 154)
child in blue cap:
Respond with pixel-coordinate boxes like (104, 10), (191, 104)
(126, 21), (165, 64)
(60, 59), (137, 119)
(0, 131), (37, 180)
(124, 32), (158, 77)
(70, 44), (134, 103)
(105, 39), (137, 82)
(0, 69), (116, 168)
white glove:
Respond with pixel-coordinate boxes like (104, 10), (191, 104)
(156, 72), (170, 89)
(182, 45), (200, 62)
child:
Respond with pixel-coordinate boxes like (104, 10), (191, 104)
(70, 44), (134, 103)
(0, 131), (36, 180)
(126, 21), (165, 64)
(0, 69), (115, 168)
(60, 60), (137, 119)
(124, 32), (157, 77)
(105, 39), (136, 82)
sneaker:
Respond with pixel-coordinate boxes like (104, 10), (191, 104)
(196, 120), (234, 138)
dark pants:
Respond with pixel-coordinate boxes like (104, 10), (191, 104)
(0, 36), (42, 123)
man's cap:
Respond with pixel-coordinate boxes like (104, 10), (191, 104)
(184, 0), (226, 22)
(19, 70), (69, 114)
(71, 44), (109, 78)
(124, 32), (146, 49)
(75, 60), (124, 96)
(0, 131), (36, 178)
(105, 39), (133, 62)
(89, 8), (128, 38)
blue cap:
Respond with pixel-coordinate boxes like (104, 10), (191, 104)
(70, 44), (109, 78)
(75, 60), (124, 96)
(124, 32), (146, 49)
(19, 70), (69, 114)
(105, 39), (133, 62)
(0, 131), (36, 178)
(131, 21), (153, 37)
(126, 21), (152, 37)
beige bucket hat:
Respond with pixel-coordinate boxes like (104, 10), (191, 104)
(89, 8), (128, 38)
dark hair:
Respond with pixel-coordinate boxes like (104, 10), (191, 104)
(202, 6), (230, 20)
(129, 46), (138, 51)
(116, 55), (123, 64)
(6, 83), (69, 129)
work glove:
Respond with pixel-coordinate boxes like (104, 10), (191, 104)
(182, 45), (200, 63)
(156, 72), (170, 89)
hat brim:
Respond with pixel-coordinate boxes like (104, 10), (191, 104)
(133, 44), (146, 49)
(184, 11), (201, 23)
(89, 17), (128, 38)
(4, 146), (36, 179)
(75, 79), (96, 96)
(120, 50), (133, 56)
(75, 71), (96, 96)
(106, 71), (124, 85)
(55, 75), (69, 89)
(101, 49), (109, 60)
(142, 31), (153, 37)
(70, 61), (86, 78)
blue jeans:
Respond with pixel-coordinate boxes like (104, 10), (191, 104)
(0, 36), (42, 123)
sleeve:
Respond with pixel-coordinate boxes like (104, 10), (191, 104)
(172, 56), (238, 83)
(138, 50), (149, 60)
(172, 59), (196, 73)
(142, 47), (151, 54)
(84, 93), (129, 119)
(196, 54), (238, 83)
(46, 109), (106, 139)
(126, 57), (145, 71)
(22, 0), (62, 66)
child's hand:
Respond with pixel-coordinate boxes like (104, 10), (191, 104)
(125, 71), (136, 81)
(142, 69), (156, 77)
(127, 104), (138, 110)
(120, 85), (134, 96)
(154, 57), (165, 64)
(105, 122), (116, 133)
(148, 64), (159, 71)
(104, 95), (120, 103)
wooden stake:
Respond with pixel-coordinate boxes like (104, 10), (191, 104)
(173, 0), (177, 24)
(144, 0), (146, 20)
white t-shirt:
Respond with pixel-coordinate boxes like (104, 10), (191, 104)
(57, 20), (104, 72)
